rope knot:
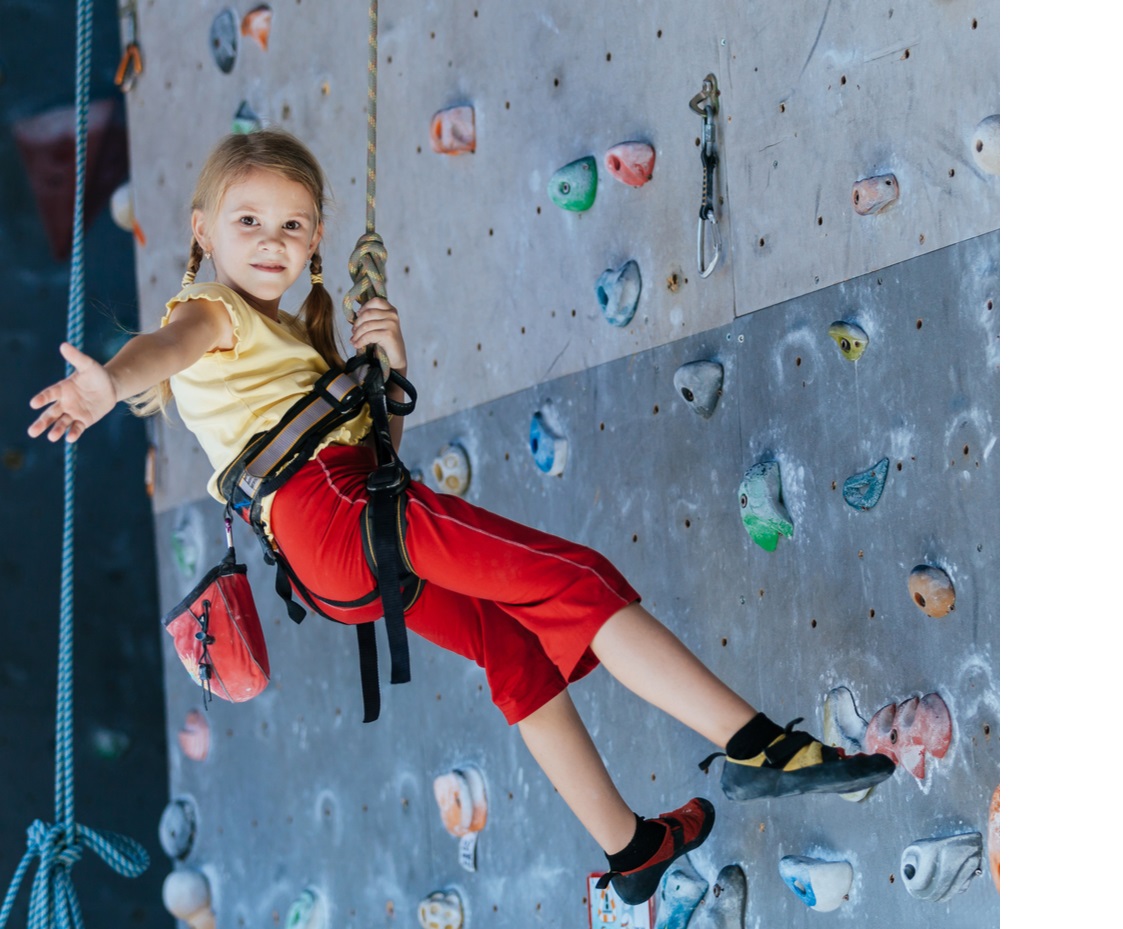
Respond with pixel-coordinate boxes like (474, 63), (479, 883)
(343, 231), (388, 321)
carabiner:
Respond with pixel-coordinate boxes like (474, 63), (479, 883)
(690, 74), (722, 278)
(115, 2), (143, 93)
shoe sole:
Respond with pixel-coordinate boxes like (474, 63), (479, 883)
(721, 753), (894, 801)
(611, 798), (716, 906)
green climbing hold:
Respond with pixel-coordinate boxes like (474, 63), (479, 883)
(738, 461), (794, 552)
(232, 101), (261, 134)
(549, 156), (597, 211)
(828, 320), (868, 361)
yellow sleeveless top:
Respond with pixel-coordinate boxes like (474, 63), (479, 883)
(163, 282), (372, 514)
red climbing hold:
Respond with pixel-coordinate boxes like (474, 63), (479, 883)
(864, 692), (951, 780)
(604, 142), (655, 187)
(430, 106), (476, 155)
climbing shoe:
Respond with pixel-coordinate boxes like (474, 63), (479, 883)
(596, 797), (716, 906)
(699, 718), (895, 801)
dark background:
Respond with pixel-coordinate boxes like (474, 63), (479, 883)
(1, 1), (167, 925)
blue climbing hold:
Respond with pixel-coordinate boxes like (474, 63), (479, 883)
(842, 457), (889, 510)
(548, 156), (597, 211)
(596, 260), (642, 327)
(738, 461), (794, 552)
(529, 412), (567, 476)
(209, 8), (239, 74)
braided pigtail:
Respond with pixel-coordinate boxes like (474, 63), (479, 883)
(299, 251), (346, 370)
(182, 238), (205, 287)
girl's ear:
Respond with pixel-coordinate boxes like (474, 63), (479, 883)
(310, 221), (324, 257)
(190, 209), (209, 254)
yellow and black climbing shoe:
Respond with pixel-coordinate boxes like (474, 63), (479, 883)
(596, 797), (716, 905)
(699, 719), (895, 801)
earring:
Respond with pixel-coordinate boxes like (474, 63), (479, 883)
(204, 251), (212, 261)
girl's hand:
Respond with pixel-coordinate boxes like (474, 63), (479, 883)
(28, 343), (117, 443)
(350, 297), (407, 374)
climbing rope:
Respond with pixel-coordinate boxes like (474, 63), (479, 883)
(0, 1), (149, 925)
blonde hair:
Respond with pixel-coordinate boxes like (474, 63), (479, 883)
(130, 128), (342, 416)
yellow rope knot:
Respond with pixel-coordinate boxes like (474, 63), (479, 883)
(343, 231), (388, 322)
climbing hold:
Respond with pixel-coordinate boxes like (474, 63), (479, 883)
(240, 5), (272, 52)
(529, 412), (568, 476)
(231, 100), (261, 134)
(91, 727), (131, 759)
(908, 564), (955, 617)
(171, 506), (204, 579)
(159, 798), (198, 860)
(431, 443), (471, 496)
(596, 260), (642, 327)
(433, 766), (487, 837)
(418, 889), (464, 929)
(738, 460), (794, 552)
(691, 864), (746, 929)
(972, 115), (1000, 175)
(162, 869), (216, 929)
(548, 156), (597, 211)
(852, 174), (899, 215)
(429, 105), (476, 155)
(778, 856), (853, 912)
(822, 686), (872, 801)
(286, 888), (327, 929)
(208, 8), (238, 74)
(842, 458), (889, 510)
(673, 361), (723, 418)
(604, 141), (656, 187)
(110, 181), (146, 245)
(865, 692), (952, 780)
(987, 785), (1000, 892)
(654, 864), (707, 929)
(828, 320), (868, 361)
(900, 833), (983, 902)
(177, 708), (210, 763)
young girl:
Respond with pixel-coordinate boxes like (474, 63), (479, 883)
(28, 128), (894, 905)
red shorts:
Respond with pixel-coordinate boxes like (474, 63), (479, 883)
(268, 444), (639, 723)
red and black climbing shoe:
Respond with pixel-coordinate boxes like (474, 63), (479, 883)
(596, 797), (716, 906)
(699, 719), (895, 801)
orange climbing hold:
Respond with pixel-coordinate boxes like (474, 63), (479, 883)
(988, 784), (1000, 891)
(241, 6), (272, 51)
(852, 174), (899, 215)
(604, 142), (655, 187)
(177, 708), (210, 762)
(864, 692), (951, 780)
(433, 766), (487, 837)
(908, 564), (956, 617)
(429, 106), (476, 155)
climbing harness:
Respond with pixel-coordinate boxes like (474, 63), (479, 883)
(114, 1), (142, 93)
(1, 1), (149, 925)
(689, 73), (722, 278)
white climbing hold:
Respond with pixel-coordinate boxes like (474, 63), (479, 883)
(673, 361), (724, 418)
(822, 686), (872, 802)
(431, 443), (471, 496)
(900, 833), (983, 902)
(779, 855), (853, 912)
(596, 260), (642, 327)
(655, 863), (707, 929)
(418, 889), (464, 929)
(162, 869), (216, 929)
(972, 115), (1000, 175)
(158, 797), (198, 860)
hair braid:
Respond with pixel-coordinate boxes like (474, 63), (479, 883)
(182, 239), (205, 287)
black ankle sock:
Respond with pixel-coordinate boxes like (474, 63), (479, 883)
(726, 713), (784, 760)
(605, 814), (665, 872)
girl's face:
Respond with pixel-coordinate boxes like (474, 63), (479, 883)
(192, 167), (323, 317)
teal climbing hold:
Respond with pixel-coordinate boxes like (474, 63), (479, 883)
(209, 8), (238, 74)
(596, 260), (641, 327)
(738, 461), (793, 552)
(828, 320), (868, 360)
(779, 856), (853, 912)
(842, 457), (889, 510)
(231, 101), (261, 134)
(549, 156), (597, 211)
(529, 412), (567, 476)
(655, 864), (707, 929)
(286, 887), (326, 929)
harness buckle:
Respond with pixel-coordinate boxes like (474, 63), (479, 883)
(367, 462), (409, 497)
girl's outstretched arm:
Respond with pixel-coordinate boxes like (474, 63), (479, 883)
(28, 298), (233, 443)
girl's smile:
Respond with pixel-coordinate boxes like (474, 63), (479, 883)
(192, 167), (323, 318)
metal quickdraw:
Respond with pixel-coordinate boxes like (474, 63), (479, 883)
(115, 1), (143, 93)
(689, 73), (722, 278)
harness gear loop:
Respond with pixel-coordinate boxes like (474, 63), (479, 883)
(690, 73), (722, 278)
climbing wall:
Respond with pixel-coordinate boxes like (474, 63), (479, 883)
(124, 2), (998, 927)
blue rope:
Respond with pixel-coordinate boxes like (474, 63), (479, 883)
(0, 1), (150, 924)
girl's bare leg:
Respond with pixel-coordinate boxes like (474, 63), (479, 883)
(518, 690), (638, 853)
(591, 602), (756, 748)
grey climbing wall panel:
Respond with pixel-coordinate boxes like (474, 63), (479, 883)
(154, 232), (998, 928)
(120, 1), (999, 926)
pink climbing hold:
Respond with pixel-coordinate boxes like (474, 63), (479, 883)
(178, 708), (210, 763)
(429, 106), (476, 155)
(864, 692), (951, 780)
(603, 142), (655, 187)
(852, 174), (899, 215)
